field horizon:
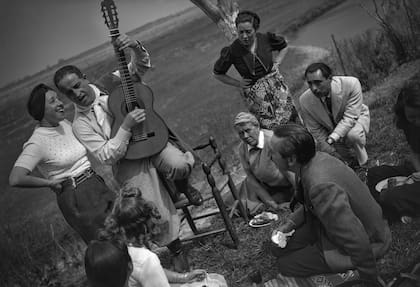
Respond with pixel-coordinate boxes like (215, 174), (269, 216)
(1, 0), (349, 224)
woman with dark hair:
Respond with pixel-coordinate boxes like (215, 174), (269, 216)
(367, 79), (420, 223)
(85, 240), (132, 287)
(213, 10), (299, 129)
(101, 186), (211, 287)
(9, 83), (115, 243)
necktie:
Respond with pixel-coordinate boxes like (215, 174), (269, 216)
(322, 96), (334, 123)
(325, 96), (332, 113)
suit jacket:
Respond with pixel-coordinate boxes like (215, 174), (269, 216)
(238, 129), (286, 187)
(289, 152), (391, 276)
(299, 76), (370, 153)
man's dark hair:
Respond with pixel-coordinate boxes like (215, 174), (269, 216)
(304, 62), (332, 79)
(272, 124), (316, 164)
(53, 65), (84, 92)
(85, 240), (131, 287)
(235, 10), (260, 30)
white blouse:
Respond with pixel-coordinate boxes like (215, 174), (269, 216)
(128, 246), (170, 287)
(14, 119), (90, 180)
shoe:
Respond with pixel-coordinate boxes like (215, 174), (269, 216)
(174, 194), (189, 209)
(185, 186), (203, 206)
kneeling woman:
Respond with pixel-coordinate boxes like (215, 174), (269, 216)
(9, 84), (115, 243)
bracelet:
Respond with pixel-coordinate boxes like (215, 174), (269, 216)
(175, 273), (188, 283)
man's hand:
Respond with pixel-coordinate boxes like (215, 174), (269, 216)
(239, 78), (253, 89)
(121, 108), (146, 131)
(326, 136), (335, 145)
(272, 219), (295, 236)
(112, 34), (138, 51)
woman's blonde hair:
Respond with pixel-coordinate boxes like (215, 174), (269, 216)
(99, 186), (161, 248)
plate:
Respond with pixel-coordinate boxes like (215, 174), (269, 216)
(248, 212), (278, 228)
(375, 176), (408, 192)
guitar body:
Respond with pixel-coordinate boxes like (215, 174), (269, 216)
(108, 82), (169, 159)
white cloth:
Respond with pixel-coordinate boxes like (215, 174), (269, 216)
(90, 84), (112, 138)
(14, 119), (90, 180)
(247, 130), (264, 152)
(128, 246), (170, 287)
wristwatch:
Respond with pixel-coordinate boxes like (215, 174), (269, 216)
(326, 137), (335, 145)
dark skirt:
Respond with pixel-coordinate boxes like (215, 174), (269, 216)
(56, 174), (115, 243)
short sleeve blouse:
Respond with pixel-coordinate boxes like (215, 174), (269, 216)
(14, 119), (90, 180)
(213, 32), (287, 81)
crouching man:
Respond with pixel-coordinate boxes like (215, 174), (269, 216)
(268, 124), (391, 281)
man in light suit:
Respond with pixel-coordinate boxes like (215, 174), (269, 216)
(299, 62), (370, 166)
(269, 124), (391, 281)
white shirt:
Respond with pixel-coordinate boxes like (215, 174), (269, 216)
(14, 119), (90, 180)
(247, 130), (265, 151)
(128, 246), (170, 287)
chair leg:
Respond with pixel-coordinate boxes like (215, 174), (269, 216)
(210, 185), (239, 247)
(226, 173), (248, 221)
(182, 206), (199, 234)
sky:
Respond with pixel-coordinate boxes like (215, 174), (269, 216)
(0, 0), (193, 88)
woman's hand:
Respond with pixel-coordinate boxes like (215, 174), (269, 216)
(239, 78), (253, 89)
(48, 179), (63, 194)
(185, 269), (207, 283)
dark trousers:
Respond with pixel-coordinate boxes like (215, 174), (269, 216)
(367, 164), (420, 222)
(57, 174), (115, 243)
(269, 222), (333, 277)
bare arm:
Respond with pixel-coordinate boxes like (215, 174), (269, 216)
(165, 269), (206, 284)
(9, 166), (62, 191)
(272, 46), (289, 69)
(213, 73), (253, 89)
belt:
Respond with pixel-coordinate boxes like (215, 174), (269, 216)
(62, 168), (95, 188)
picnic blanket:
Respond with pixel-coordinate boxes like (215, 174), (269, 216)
(264, 270), (360, 287)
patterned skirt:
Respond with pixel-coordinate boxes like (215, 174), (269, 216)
(243, 70), (299, 129)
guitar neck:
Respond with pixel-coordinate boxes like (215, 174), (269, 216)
(109, 28), (138, 111)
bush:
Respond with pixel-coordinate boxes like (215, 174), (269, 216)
(334, 0), (420, 90)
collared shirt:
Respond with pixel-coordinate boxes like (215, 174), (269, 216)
(240, 129), (287, 187)
(72, 42), (151, 165)
(247, 130), (265, 152)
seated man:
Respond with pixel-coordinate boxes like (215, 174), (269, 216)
(367, 79), (420, 223)
(299, 62), (370, 166)
(269, 124), (391, 281)
(54, 34), (200, 272)
(233, 112), (293, 214)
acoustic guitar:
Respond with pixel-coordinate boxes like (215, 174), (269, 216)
(101, 0), (169, 159)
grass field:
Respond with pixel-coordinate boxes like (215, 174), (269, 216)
(2, 0), (420, 286)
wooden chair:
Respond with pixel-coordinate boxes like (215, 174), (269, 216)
(162, 136), (248, 248)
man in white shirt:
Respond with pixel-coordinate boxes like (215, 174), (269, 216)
(54, 34), (198, 271)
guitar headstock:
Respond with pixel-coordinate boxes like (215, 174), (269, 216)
(101, 0), (119, 31)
